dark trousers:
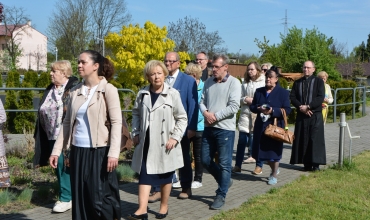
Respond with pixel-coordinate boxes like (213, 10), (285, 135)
(179, 136), (192, 189)
(190, 131), (203, 182)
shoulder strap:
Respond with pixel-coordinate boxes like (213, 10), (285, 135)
(280, 108), (288, 129)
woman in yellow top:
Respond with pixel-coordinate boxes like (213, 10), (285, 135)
(317, 71), (333, 124)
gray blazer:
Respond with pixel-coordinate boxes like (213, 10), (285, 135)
(131, 84), (187, 174)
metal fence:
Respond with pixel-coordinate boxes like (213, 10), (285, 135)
(0, 86), (368, 121)
(0, 87), (136, 113)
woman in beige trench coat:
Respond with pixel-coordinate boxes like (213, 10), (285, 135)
(129, 60), (187, 220)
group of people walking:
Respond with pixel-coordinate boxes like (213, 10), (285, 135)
(0, 48), (331, 220)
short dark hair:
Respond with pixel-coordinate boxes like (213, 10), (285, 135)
(266, 65), (280, 77)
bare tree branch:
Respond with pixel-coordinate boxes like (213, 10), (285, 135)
(167, 16), (225, 56)
(2, 5), (30, 69)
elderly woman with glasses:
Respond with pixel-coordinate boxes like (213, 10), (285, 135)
(129, 60), (188, 220)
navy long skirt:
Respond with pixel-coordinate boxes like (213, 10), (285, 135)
(70, 145), (121, 220)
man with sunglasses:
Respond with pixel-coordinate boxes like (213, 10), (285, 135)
(148, 52), (198, 202)
(199, 54), (241, 210)
(196, 52), (210, 81)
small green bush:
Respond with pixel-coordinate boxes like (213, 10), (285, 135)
(279, 77), (288, 89)
(14, 82), (35, 133)
(4, 81), (18, 133)
(0, 189), (16, 205)
(116, 164), (135, 181)
(36, 71), (51, 88)
(24, 70), (39, 87)
(6, 70), (20, 87)
(17, 187), (33, 203)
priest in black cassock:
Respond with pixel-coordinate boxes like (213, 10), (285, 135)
(289, 60), (326, 171)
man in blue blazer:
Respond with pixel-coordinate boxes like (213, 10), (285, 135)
(148, 52), (198, 202)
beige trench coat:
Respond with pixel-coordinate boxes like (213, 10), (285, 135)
(131, 84), (187, 174)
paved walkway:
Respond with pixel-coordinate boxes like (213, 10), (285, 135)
(1, 110), (369, 220)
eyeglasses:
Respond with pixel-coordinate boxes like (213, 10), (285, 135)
(303, 66), (314, 69)
(212, 64), (226, 70)
(164, 60), (178, 64)
(195, 58), (206, 61)
(262, 69), (268, 72)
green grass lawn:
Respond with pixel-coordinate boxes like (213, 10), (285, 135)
(212, 151), (370, 220)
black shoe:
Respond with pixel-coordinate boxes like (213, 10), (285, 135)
(155, 210), (168, 219)
(128, 213), (148, 220)
(303, 166), (312, 171)
(312, 166), (320, 172)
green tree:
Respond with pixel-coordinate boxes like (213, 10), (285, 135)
(6, 69), (20, 87)
(24, 70), (38, 87)
(14, 82), (35, 133)
(4, 81), (18, 133)
(255, 26), (342, 80)
(105, 21), (190, 91)
(36, 71), (51, 88)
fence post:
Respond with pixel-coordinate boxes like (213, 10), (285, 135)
(363, 87), (366, 117)
(333, 89), (337, 123)
(338, 113), (346, 167)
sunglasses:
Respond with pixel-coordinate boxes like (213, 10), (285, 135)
(262, 69), (268, 72)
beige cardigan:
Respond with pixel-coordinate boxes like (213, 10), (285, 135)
(51, 77), (122, 159)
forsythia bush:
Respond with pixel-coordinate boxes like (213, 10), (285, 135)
(105, 21), (190, 91)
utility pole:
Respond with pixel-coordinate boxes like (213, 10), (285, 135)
(238, 49), (241, 63)
(96, 38), (105, 56)
(283, 9), (288, 36)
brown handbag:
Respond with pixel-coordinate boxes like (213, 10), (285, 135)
(264, 108), (294, 144)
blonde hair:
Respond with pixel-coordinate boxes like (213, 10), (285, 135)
(50, 60), (72, 77)
(184, 63), (202, 80)
(143, 60), (169, 80)
(261, 62), (273, 70)
(317, 71), (328, 78)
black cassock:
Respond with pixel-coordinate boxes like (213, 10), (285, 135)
(289, 75), (326, 165)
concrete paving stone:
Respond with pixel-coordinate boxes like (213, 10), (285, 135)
(2, 109), (369, 219)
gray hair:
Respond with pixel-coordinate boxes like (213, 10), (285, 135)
(212, 53), (229, 65)
(165, 52), (180, 61)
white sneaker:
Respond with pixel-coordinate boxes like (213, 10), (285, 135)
(172, 181), (181, 188)
(52, 201), (72, 213)
(191, 181), (203, 189)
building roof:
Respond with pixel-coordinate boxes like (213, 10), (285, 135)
(0, 24), (24, 36)
(337, 62), (370, 77)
